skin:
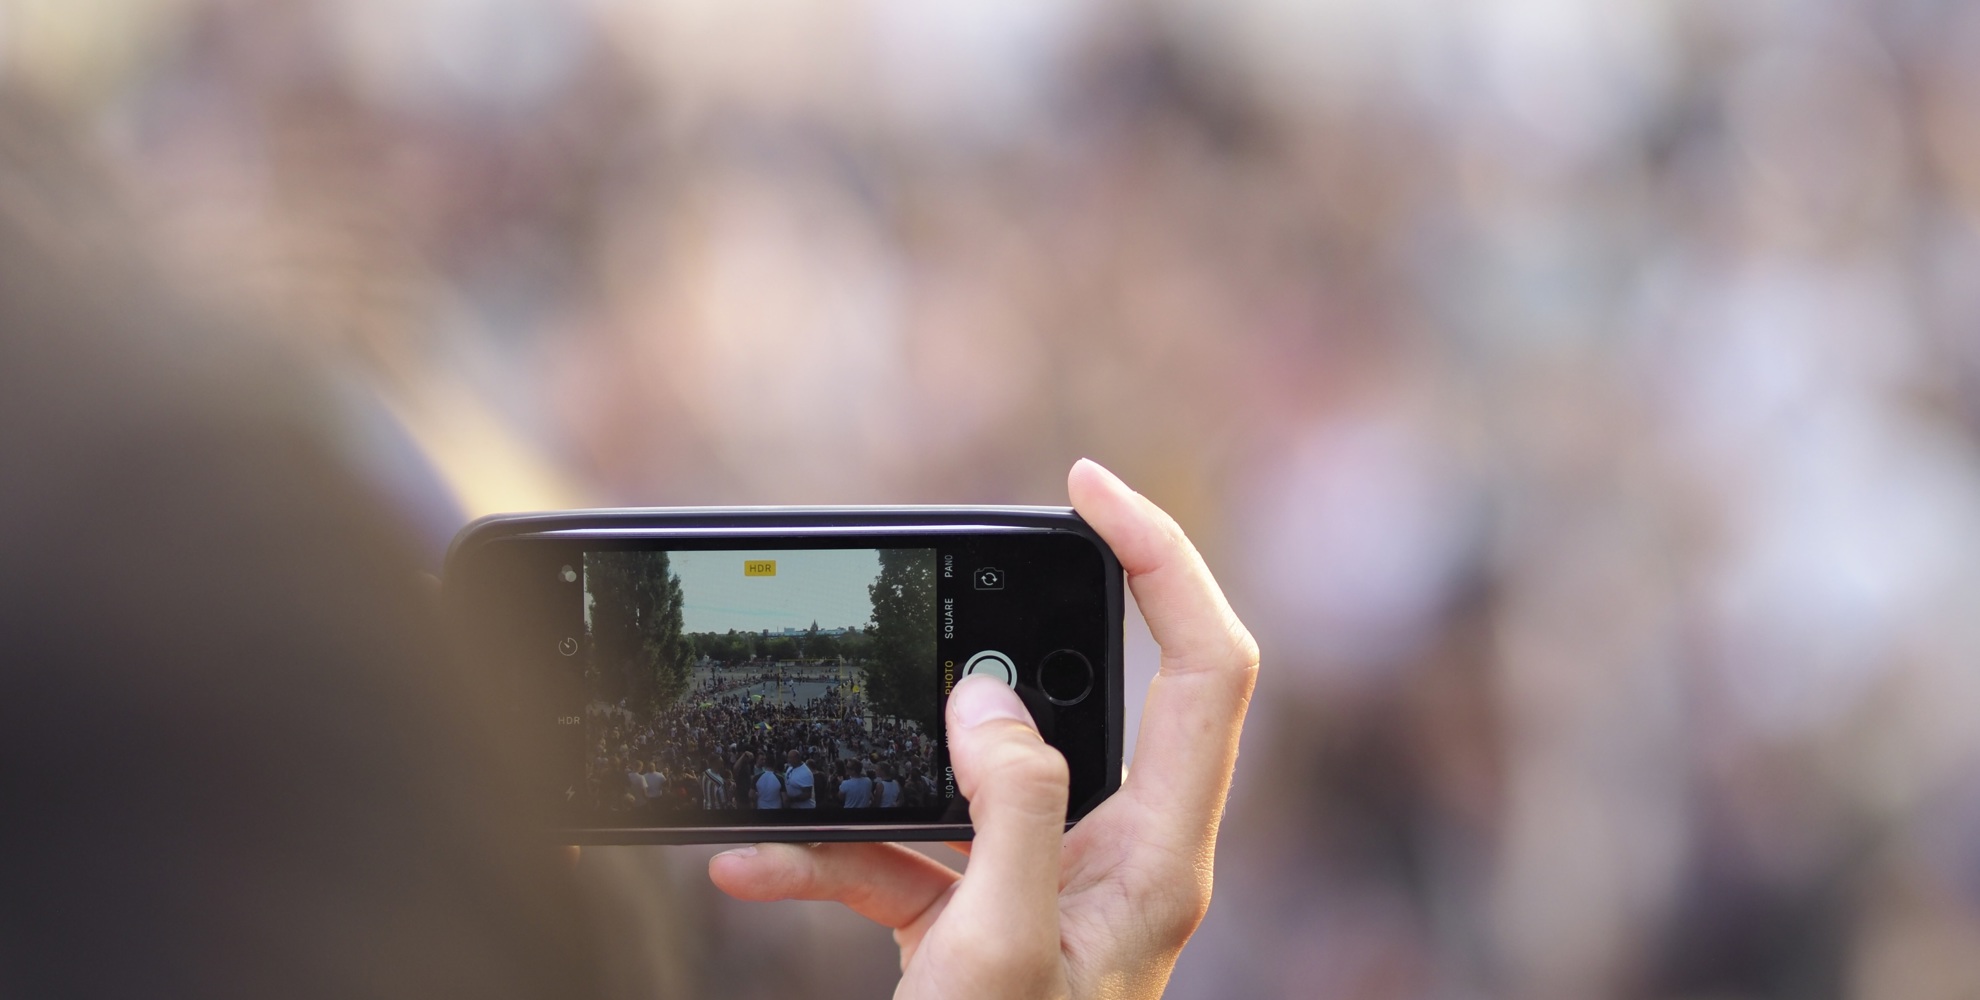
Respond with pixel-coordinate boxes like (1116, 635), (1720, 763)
(706, 458), (1262, 1000)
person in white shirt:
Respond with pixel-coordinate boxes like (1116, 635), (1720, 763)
(753, 762), (783, 809)
(838, 761), (874, 808)
(642, 759), (666, 805)
(875, 763), (902, 808)
(782, 750), (815, 809)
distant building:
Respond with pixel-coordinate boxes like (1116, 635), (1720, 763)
(766, 626), (862, 637)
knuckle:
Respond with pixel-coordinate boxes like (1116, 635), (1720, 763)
(1162, 614), (1262, 681)
(1003, 746), (1070, 795)
(1219, 617), (1267, 677)
(973, 737), (1069, 811)
(1226, 618), (1261, 673)
(778, 851), (825, 899)
(1150, 502), (1191, 552)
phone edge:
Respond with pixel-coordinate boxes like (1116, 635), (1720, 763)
(442, 505), (1126, 846)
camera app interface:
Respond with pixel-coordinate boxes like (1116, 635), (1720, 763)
(580, 548), (944, 819)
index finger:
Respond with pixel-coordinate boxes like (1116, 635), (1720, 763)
(1068, 459), (1258, 840)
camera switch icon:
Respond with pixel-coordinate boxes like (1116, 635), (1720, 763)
(974, 567), (1005, 590)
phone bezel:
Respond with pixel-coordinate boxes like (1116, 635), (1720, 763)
(444, 506), (1126, 845)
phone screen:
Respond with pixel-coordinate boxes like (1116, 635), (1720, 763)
(448, 525), (1116, 835)
(581, 545), (944, 823)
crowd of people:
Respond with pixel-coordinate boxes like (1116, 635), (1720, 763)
(586, 668), (940, 814)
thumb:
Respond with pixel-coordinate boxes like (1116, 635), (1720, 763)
(941, 676), (1067, 961)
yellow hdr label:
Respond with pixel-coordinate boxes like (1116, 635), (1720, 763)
(743, 560), (777, 577)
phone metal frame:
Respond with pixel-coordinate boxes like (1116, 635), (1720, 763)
(445, 506), (1126, 845)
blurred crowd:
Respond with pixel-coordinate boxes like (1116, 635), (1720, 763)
(9, 0), (1980, 997)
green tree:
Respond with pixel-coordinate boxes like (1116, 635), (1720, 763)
(584, 551), (690, 712)
(809, 630), (840, 662)
(765, 635), (798, 663)
(865, 548), (938, 731)
(699, 629), (754, 665)
(837, 627), (873, 663)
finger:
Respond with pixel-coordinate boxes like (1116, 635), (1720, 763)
(1069, 458), (1259, 677)
(941, 675), (1066, 951)
(563, 845), (581, 870)
(708, 842), (958, 930)
(1068, 459), (1258, 832)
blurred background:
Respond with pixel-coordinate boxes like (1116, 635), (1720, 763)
(9, 0), (1980, 996)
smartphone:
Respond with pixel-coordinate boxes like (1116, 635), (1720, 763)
(442, 506), (1124, 845)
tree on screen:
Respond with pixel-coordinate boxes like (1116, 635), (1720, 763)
(809, 629), (840, 662)
(866, 548), (938, 732)
(765, 635), (799, 663)
(721, 629), (758, 665)
(585, 552), (690, 712)
(836, 627), (873, 663)
(688, 630), (758, 666)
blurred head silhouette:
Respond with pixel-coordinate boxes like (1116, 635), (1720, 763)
(0, 95), (604, 999)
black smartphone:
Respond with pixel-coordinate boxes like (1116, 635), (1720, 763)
(442, 506), (1124, 845)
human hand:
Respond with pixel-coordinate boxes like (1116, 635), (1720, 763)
(709, 459), (1260, 999)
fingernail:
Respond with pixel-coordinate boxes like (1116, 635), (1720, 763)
(950, 675), (1036, 730)
(716, 845), (757, 860)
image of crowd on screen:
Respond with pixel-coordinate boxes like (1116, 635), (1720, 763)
(587, 683), (938, 813)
